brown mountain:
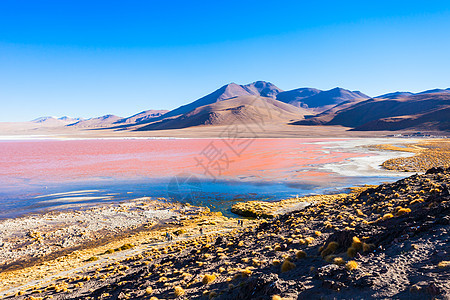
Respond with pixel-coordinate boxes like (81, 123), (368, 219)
(137, 95), (311, 131)
(154, 81), (283, 122)
(68, 114), (123, 128)
(117, 110), (169, 124)
(276, 87), (369, 112)
(294, 91), (450, 131)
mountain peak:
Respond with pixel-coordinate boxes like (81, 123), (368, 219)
(277, 86), (369, 110)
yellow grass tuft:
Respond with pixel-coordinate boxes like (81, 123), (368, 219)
(209, 291), (218, 299)
(202, 274), (217, 285)
(351, 237), (362, 250)
(272, 296), (282, 300)
(382, 213), (394, 220)
(145, 287), (153, 294)
(174, 286), (185, 297)
(296, 250), (307, 259)
(304, 237), (314, 245)
(333, 257), (345, 265)
(345, 260), (358, 271)
(395, 207), (411, 216)
(241, 268), (253, 277)
(438, 261), (450, 268)
(280, 259), (296, 273)
(347, 247), (357, 258)
(320, 241), (339, 257)
(272, 259), (281, 266)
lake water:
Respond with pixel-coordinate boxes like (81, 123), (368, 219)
(0, 138), (413, 218)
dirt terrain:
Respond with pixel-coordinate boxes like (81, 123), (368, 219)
(2, 167), (448, 299)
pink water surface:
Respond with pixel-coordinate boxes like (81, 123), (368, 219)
(0, 138), (367, 187)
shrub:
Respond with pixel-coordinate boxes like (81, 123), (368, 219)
(395, 207), (411, 216)
(333, 257), (345, 266)
(174, 286), (185, 297)
(86, 256), (99, 262)
(272, 296), (282, 300)
(280, 259), (296, 273)
(296, 250), (307, 259)
(345, 260), (358, 271)
(351, 237), (362, 251)
(438, 261), (450, 268)
(347, 247), (357, 258)
(382, 213), (394, 220)
(146, 287), (153, 294)
(304, 237), (314, 245)
(202, 274), (216, 284)
(320, 241), (339, 257)
(241, 268), (252, 277)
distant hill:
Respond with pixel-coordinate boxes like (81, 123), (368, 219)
(295, 90), (450, 131)
(137, 95), (310, 131)
(276, 87), (369, 111)
(375, 92), (414, 99)
(31, 116), (82, 126)
(68, 114), (122, 128)
(21, 83), (450, 133)
(117, 110), (168, 124)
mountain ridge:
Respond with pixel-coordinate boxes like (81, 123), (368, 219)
(25, 81), (450, 132)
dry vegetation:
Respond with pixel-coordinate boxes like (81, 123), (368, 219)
(374, 140), (450, 172)
(2, 167), (449, 299)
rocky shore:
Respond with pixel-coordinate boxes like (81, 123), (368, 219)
(1, 166), (448, 299)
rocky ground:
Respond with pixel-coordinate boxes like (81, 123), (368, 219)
(2, 167), (448, 300)
(0, 198), (183, 270)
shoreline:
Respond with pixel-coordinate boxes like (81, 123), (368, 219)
(1, 167), (448, 299)
(0, 137), (431, 220)
(0, 139), (448, 298)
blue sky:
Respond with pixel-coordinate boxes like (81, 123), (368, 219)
(1, 1), (450, 121)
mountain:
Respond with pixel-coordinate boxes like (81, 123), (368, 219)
(117, 109), (168, 124)
(31, 116), (82, 126)
(155, 81), (283, 121)
(137, 95), (310, 131)
(20, 83), (450, 133)
(68, 114), (122, 128)
(295, 91), (450, 131)
(375, 92), (414, 99)
(275, 88), (321, 107)
(276, 87), (369, 111)
(376, 88), (450, 99)
(354, 106), (450, 131)
(416, 88), (450, 95)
